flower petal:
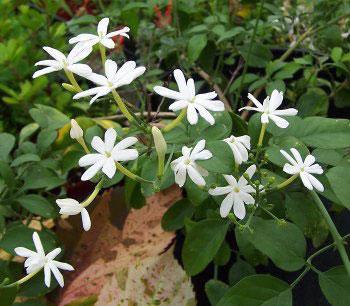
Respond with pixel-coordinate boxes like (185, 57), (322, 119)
(220, 192), (234, 218)
(49, 262), (64, 287)
(44, 264), (51, 287)
(304, 155), (316, 167)
(97, 17), (109, 36)
(33, 67), (60, 78)
(14, 247), (36, 258)
(67, 64), (92, 76)
(81, 158), (105, 181)
(174, 164), (187, 187)
(114, 137), (138, 151)
(196, 91), (217, 100)
(186, 103), (198, 125)
(102, 157), (116, 178)
(154, 86), (184, 100)
(195, 104), (215, 125)
(79, 153), (104, 167)
(81, 208), (91, 231)
(233, 196), (246, 220)
(273, 108), (298, 116)
(280, 149), (298, 166)
(187, 165), (206, 186)
(32, 232), (45, 257)
(268, 90), (284, 111)
(247, 93), (263, 109)
(224, 175), (237, 186)
(46, 248), (61, 260)
(168, 100), (189, 111)
(69, 34), (98, 44)
(209, 186), (232, 196)
(101, 38), (115, 49)
(67, 44), (92, 64)
(187, 78), (196, 98)
(195, 99), (224, 112)
(43, 46), (66, 62)
(173, 69), (189, 97)
(269, 114), (289, 128)
(306, 173), (324, 192)
(105, 59), (118, 81)
(283, 163), (298, 175)
(300, 172), (313, 190)
(106, 26), (130, 38)
(91, 136), (106, 154)
(104, 128), (117, 152)
(112, 149), (139, 162)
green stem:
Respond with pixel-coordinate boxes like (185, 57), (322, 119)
(276, 173), (299, 190)
(81, 179), (104, 207)
(99, 44), (106, 64)
(77, 137), (90, 154)
(163, 108), (187, 132)
(213, 264), (218, 280)
(112, 90), (134, 123)
(4, 269), (41, 288)
(257, 123), (267, 147)
(310, 190), (350, 275)
(64, 69), (82, 92)
(291, 266), (310, 288)
(115, 162), (153, 184)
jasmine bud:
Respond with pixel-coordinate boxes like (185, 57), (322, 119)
(152, 126), (167, 177)
(70, 119), (83, 140)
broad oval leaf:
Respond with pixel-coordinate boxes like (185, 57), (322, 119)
(326, 166), (350, 209)
(161, 199), (195, 231)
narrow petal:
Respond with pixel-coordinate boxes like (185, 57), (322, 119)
(195, 99), (225, 112)
(49, 263), (64, 287)
(114, 137), (138, 151)
(290, 148), (304, 165)
(220, 192), (234, 218)
(32, 232), (45, 257)
(174, 165), (187, 187)
(102, 157), (116, 178)
(81, 208), (91, 231)
(69, 34), (97, 44)
(169, 100), (189, 111)
(44, 264), (51, 287)
(113, 149), (138, 162)
(187, 165), (206, 186)
(14, 247), (36, 258)
(101, 38), (115, 49)
(269, 114), (289, 128)
(43, 46), (66, 62)
(84, 73), (108, 86)
(268, 90), (283, 111)
(79, 154), (104, 167)
(35, 60), (60, 68)
(247, 93), (263, 108)
(104, 128), (117, 152)
(97, 17), (109, 36)
(236, 135), (251, 150)
(46, 248), (61, 260)
(89, 87), (111, 104)
(273, 108), (298, 116)
(238, 106), (260, 112)
(173, 69), (189, 97)
(73, 87), (105, 100)
(306, 173), (324, 192)
(283, 163), (298, 175)
(154, 86), (184, 100)
(105, 59), (118, 81)
(67, 44), (92, 63)
(196, 104), (215, 125)
(306, 164), (323, 174)
(224, 175), (237, 186)
(187, 103), (198, 125)
(81, 159), (105, 181)
(300, 172), (313, 190)
(106, 26), (130, 38)
(91, 136), (106, 154)
(280, 150), (298, 166)
(193, 150), (212, 160)
(196, 91), (217, 100)
(52, 261), (74, 271)
(33, 67), (60, 78)
(245, 165), (257, 179)
(239, 192), (255, 205)
(209, 186), (232, 196)
(191, 139), (206, 156)
(304, 155), (316, 167)
(261, 113), (269, 124)
(67, 64), (92, 76)
(233, 197), (246, 220)
(186, 78), (196, 98)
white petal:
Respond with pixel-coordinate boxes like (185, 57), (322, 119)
(233, 197), (246, 220)
(245, 165), (256, 179)
(67, 44), (92, 63)
(67, 64), (92, 76)
(174, 69), (189, 97)
(52, 261), (74, 271)
(239, 191), (255, 205)
(105, 59), (118, 81)
(44, 264), (51, 287)
(304, 155), (316, 167)
(300, 172), (313, 190)
(79, 154), (104, 167)
(113, 149), (139, 162)
(280, 150), (298, 166)
(306, 164), (323, 174)
(283, 163), (298, 175)
(187, 166), (205, 186)
(46, 248), (61, 260)
(236, 135), (251, 150)
(196, 104), (215, 125)
(174, 164), (187, 187)
(186, 78), (196, 98)
(220, 193), (234, 218)
(196, 91), (217, 100)
(113, 61), (135, 81)
(49, 262), (64, 287)
(268, 90), (283, 111)
(43, 46), (66, 62)
(81, 208), (91, 231)
(169, 100), (189, 111)
(81, 159), (105, 181)
(195, 99), (225, 112)
(91, 136), (106, 154)
(14, 247), (36, 258)
(104, 128), (117, 152)
(224, 175), (237, 186)
(154, 86), (184, 100)
(187, 103), (198, 125)
(114, 137), (138, 150)
(209, 186), (232, 196)
(106, 26), (130, 38)
(97, 17), (109, 36)
(89, 87), (111, 104)
(269, 114), (289, 128)
(273, 108), (298, 116)
(101, 38), (115, 49)
(191, 139), (206, 156)
(182, 146), (191, 157)
(247, 93), (263, 108)
(261, 113), (269, 124)
(85, 73), (108, 86)
(69, 34), (98, 44)
(193, 149), (212, 160)
(306, 173), (324, 192)
(290, 148), (304, 165)
(33, 67), (60, 78)
(102, 157), (116, 178)
(35, 60), (60, 68)
(73, 87), (105, 100)
(32, 232), (45, 257)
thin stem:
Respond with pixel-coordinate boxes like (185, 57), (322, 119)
(115, 162), (153, 184)
(163, 108), (187, 132)
(276, 173), (299, 189)
(64, 69), (82, 92)
(257, 123), (267, 147)
(112, 90), (134, 123)
(99, 44), (106, 64)
(310, 190), (350, 275)
(77, 137), (90, 154)
(260, 206), (283, 222)
(81, 179), (104, 207)
(213, 264), (218, 280)
(4, 269), (41, 288)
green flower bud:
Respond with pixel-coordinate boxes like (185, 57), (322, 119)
(152, 126), (167, 177)
(62, 83), (76, 93)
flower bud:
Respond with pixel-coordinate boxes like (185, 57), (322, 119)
(62, 83), (76, 93)
(152, 126), (167, 177)
(70, 119), (83, 140)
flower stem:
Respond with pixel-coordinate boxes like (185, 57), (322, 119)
(99, 44), (106, 64)
(4, 269), (41, 288)
(163, 108), (186, 132)
(112, 90), (134, 123)
(276, 173), (299, 189)
(77, 137), (90, 154)
(64, 69), (82, 92)
(115, 162), (153, 184)
(81, 179), (104, 207)
(257, 123), (267, 147)
(310, 190), (350, 275)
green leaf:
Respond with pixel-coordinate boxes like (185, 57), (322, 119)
(29, 104), (69, 130)
(0, 224), (57, 255)
(312, 148), (346, 166)
(229, 74), (259, 93)
(334, 88), (350, 108)
(217, 27), (244, 43)
(326, 166), (350, 209)
(22, 165), (64, 190)
(187, 34), (207, 62)
(205, 280), (229, 306)
(230, 113), (248, 136)
(197, 141), (235, 174)
(319, 266), (350, 306)
(240, 217), (306, 271)
(265, 136), (309, 167)
(273, 62), (301, 80)
(11, 154), (40, 167)
(161, 199), (195, 231)
(0, 285), (18, 306)
(37, 129), (57, 153)
(19, 123), (39, 144)
(0, 133), (16, 161)
(267, 116), (350, 149)
(285, 192), (328, 248)
(19, 270), (57, 298)
(182, 219), (229, 275)
(266, 80), (285, 95)
(17, 194), (57, 218)
(239, 43), (273, 68)
(217, 275), (292, 306)
(228, 259), (255, 286)
(331, 47), (343, 62)
(214, 240), (231, 266)
(297, 88), (328, 117)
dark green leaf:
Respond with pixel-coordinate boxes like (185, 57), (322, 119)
(161, 199), (195, 231)
(214, 240), (231, 266)
(228, 258), (255, 286)
(239, 43), (273, 68)
(11, 154), (40, 167)
(205, 280), (229, 306)
(188, 34), (208, 62)
(17, 194), (57, 218)
(0, 133), (16, 161)
(326, 166), (350, 209)
(0, 285), (18, 306)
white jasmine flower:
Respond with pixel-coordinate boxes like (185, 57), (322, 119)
(33, 45), (92, 78)
(73, 59), (146, 104)
(69, 17), (130, 49)
(280, 148), (324, 192)
(70, 119), (83, 139)
(56, 198), (91, 231)
(171, 139), (212, 187)
(14, 232), (74, 287)
(154, 69), (225, 125)
(79, 128), (138, 181)
(223, 135), (251, 165)
(239, 90), (298, 128)
(209, 165), (257, 219)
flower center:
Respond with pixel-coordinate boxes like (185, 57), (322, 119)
(105, 151), (112, 158)
(233, 187), (240, 193)
(184, 159), (192, 165)
(107, 81), (113, 87)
